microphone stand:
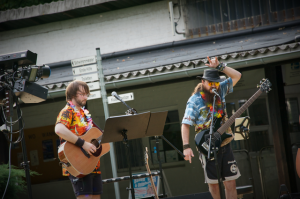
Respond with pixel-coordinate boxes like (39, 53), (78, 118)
(207, 94), (225, 199)
(110, 93), (136, 199)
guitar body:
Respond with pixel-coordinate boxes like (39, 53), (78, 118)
(58, 127), (110, 178)
(195, 117), (232, 159)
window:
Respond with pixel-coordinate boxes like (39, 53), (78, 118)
(115, 139), (144, 169)
(182, 0), (300, 39)
(227, 98), (270, 151)
(238, 98), (269, 126)
(287, 98), (300, 132)
(149, 110), (184, 164)
(42, 139), (54, 162)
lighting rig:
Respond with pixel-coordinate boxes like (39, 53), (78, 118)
(0, 50), (51, 199)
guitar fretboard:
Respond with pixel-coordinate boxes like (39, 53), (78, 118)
(217, 89), (262, 135)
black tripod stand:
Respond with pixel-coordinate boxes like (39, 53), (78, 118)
(1, 89), (32, 199)
(153, 135), (185, 198)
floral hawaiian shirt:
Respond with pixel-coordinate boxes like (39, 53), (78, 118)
(56, 103), (101, 176)
(182, 77), (234, 146)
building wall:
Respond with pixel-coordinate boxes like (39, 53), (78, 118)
(0, 0), (185, 65)
(11, 69), (285, 199)
(13, 79), (206, 198)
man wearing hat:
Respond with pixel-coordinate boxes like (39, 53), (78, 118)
(181, 56), (241, 199)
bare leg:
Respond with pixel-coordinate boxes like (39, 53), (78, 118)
(77, 195), (92, 199)
(77, 195), (100, 199)
(223, 180), (237, 199)
(208, 183), (221, 199)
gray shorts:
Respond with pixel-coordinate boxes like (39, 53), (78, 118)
(199, 143), (241, 184)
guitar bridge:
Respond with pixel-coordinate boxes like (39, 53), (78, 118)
(202, 142), (209, 152)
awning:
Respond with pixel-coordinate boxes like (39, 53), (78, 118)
(41, 22), (300, 94)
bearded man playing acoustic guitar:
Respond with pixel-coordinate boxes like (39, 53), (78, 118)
(181, 56), (242, 199)
(55, 80), (103, 199)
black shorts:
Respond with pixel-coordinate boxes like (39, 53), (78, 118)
(199, 143), (241, 184)
(68, 173), (103, 196)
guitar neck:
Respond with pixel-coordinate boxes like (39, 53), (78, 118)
(146, 164), (159, 199)
(96, 135), (102, 142)
(144, 147), (159, 199)
(217, 89), (263, 135)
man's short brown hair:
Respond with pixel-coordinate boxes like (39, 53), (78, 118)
(65, 80), (90, 101)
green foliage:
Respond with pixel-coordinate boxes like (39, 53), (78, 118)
(0, 0), (62, 11)
(0, 164), (39, 199)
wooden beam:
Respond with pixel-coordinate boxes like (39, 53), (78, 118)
(265, 65), (297, 192)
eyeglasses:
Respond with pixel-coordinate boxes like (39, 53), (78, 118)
(206, 81), (220, 87)
(77, 92), (90, 97)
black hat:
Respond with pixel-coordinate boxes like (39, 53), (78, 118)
(196, 69), (223, 82)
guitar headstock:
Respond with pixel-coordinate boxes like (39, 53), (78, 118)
(257, 78), (272, 93)
(144, 147), (149, 166)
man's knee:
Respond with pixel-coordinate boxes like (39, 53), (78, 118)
(209, 183), (220, 193)
(224, 180), (236, 191)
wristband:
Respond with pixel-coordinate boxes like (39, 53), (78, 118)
(216, 62), (227, 72)
(183, 144), (191, 150)
(75, 137), (85, 148)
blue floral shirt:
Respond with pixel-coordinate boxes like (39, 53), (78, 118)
(182, 78), (234, 145)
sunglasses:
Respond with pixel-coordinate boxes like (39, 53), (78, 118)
(206, 81), (220, 86)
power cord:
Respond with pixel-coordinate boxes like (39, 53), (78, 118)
(1, 118), (13, 199)
(1, 90), (25, 199)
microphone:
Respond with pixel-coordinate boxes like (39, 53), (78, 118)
(111, 91), (137, 114)
(212, 88), (220, 97)
(111, 91), (121, 101)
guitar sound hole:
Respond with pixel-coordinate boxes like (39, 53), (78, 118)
(91, 139), (100, 148)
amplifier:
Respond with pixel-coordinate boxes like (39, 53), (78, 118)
(0, 50), (37, 69)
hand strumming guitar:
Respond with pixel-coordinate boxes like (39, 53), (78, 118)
(82, 141), (97, 155)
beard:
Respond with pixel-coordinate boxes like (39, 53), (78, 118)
(75, 98), (86, 107)
(202, 85), (219, 103)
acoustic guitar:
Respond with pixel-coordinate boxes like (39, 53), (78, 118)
(58, 127), (110, 178)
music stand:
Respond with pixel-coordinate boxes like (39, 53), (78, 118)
(234, 116), (251, 151)
(102, 111), (168, 199)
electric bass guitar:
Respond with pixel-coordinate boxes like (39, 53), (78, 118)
(58, 127), (110, 178)
(195, 78), (271, 159)
(144, 147), (159, 199)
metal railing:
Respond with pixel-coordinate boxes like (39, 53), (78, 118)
(233, 149), (256, 199)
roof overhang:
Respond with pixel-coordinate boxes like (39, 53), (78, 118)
(0, 0), (163, 32)
(46, 41), (300, 99)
